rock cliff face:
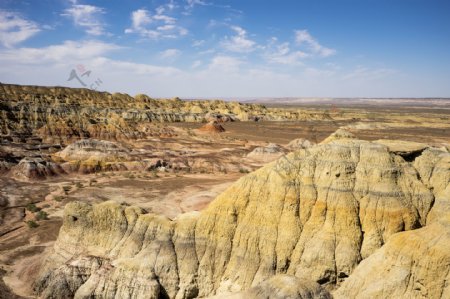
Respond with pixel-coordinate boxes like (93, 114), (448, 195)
(214, 275), (332, 299)
(35, 133), (449, 298)
(0, 83), (318, 144)
(335, 147), (450, 299)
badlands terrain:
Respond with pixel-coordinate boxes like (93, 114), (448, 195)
(0, 83), (449, 298)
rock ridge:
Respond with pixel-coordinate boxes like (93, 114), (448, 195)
(35, 136), (450, 298)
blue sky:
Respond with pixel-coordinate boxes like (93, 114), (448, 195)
(0, 0), (449, 98)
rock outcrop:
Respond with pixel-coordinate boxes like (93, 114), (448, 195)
(52, 138), (168, 174)
(197, 121), (226, 133)
(56, 139), (131, 162)
(335, 154), (450, 298)
(246, 143), (286, 160)
(286, 138), (315, 151)
(35, 133), (449, 298)
(212, 275), (332, 299)
(11, 157), (65, 180)
(1, 83), (337, 145)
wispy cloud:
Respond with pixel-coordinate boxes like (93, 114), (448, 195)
(191, 60), (202, 68)
(208, 55), (242, 72)
(0, 40), (121, 64)
(342, 66), (396, 80)
(160, 48), (181, 60)
(295, 30), (336, 57)
(192, 40), (205, 47)
(264, 38), (307, 65)
(186, 0), (210, 9)
(125, 8), (187, 39)
(0, 40), (181, 87)
(184, 0), (211, 15)
(0, 10), (40, 48)
(62, 4), (106, 36)
(221, 26), (256, 53)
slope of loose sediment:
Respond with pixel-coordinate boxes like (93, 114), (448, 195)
(35, 135), (447, 298)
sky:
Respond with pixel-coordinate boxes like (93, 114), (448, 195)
(0, 0), (449, 98)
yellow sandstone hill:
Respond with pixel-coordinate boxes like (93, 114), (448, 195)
(35, 131), (449, 299)
(0, 83), (324, 144)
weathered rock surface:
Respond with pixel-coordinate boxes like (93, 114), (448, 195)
(197, 121), (226, 134)
(246, 143), (286, 160)
(1, 83), (321, 145)
(53, 139), (133, 173)
(11, 157), (65, 180)
(334, 146), (450, 298)
(35, 133), (449, 298)
(286, 138), (315, 151)
(56, 139), (131, 162)
(210, 275), (332, 299)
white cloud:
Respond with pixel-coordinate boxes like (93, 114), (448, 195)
(0, 40), (181, 94)
(95, 57), (181, 76)
(208, 55), (242, 72)
(295, 30), (336, 57)
(221, 26), (256, 53)
(125, 8), (187, 39)
(342, 66), (396, 81)
(160, 48), (181, 59)
(153, 14), (176, 24)
(264, 38), (308, 65)
(191, 60), (202, 68)
(129, 9), (151, 30)
(186, 0), (210, 9)
(192, 40), (205, 47)
(0, 40), (413, 98)
(62, 4), (106, 36)
(0, 10), (40, 48)
(0, 40), (121, 64)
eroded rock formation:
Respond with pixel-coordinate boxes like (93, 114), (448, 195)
(246, 143), (286, 159)
(197, 121), (226, 134)
(286, 138), (315, 151)
(35, 133), (449, 298)
(11, 157), (65, 180)
(0, 83), (316, 144)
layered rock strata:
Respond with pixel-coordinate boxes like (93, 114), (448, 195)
(1, 83), (319, 144)
(35, 133), (449, 298)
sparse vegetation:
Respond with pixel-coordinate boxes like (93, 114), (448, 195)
(26, 203), (40, 212)
(75, 182), (83, 188)
(35, 210), (49, 221)
(53, 196), (64, 202)
(239, 168), (250, 174)
(124, 172), (136, 179)
(62, 186), (72, 194)
(26, 220), (39, 228)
